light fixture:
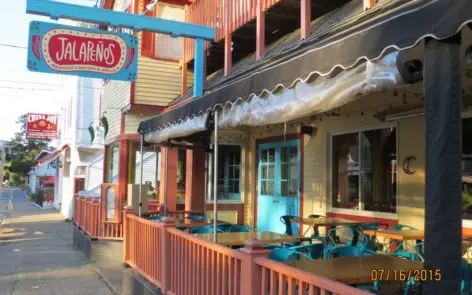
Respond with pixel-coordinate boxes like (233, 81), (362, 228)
(465, 44), (472, 64)
(384, 109), (423, 121)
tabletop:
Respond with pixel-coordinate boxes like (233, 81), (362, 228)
(363, 229), (424, 241)
(290, 217), (362, 227)
(150, 218), (229, 227)
(285, 255), (424, 285)
(195, 231), (300, 246)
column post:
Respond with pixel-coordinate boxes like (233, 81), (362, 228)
(185, 149), (206, 213)
(159, 147), (178, 212)
(423, 35), (462, 294)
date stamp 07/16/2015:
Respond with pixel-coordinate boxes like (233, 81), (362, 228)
(370, 269), (442, 282)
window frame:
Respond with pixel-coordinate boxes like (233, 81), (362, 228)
(462, 113), (472, 226)
(207, 143), (246, 204)
(327, 123), (399, 219)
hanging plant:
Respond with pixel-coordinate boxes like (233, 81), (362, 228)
(101, 115), (109, 139)
(88, 122), (95, 144)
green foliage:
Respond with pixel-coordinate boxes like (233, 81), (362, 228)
(43, 187), (54, 196)
(6, 114), (51, 176)
(10, 173), (21, 186)
(464, 191), (472, 210)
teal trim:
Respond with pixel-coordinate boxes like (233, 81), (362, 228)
(27, 21), (138, 81)
(257, 140), (300, 234)
(26, 0), (215, 94)
(26, 0), (215, 40)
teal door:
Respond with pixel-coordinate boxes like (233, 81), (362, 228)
(257, 140), (300, 234)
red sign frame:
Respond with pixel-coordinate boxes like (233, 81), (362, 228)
(26, 113), (59, 140)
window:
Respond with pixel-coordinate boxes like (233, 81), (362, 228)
(177, 149), (186, 204)
(129, 142), (160, 191)
(107, 143), (119, 183)
(209, 145), (243, 202)
(141, 0), (156, 57)
(331, 127), (397, 213)
(154, 4), (184, 60)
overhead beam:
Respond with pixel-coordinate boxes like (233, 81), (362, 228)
(26, 0), (215, 41)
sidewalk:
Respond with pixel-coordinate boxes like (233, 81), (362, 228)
(0, 189), (116, 295)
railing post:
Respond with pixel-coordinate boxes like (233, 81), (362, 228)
(158, 221), (177, 294)
(239, 244), (270, 295)
(122, 206), (135, 264)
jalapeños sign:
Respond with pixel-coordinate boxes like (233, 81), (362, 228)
(27, 21), (138, 81)
(26, 113), (59, 140)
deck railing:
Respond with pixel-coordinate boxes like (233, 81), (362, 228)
(183, 0), (281, 63)
(73, 195), (123, 240)
(123, 211), (370, 295)
(147, 199), (160, 212)
(254, 257), (371, 295)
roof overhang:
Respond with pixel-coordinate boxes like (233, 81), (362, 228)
(138, 0), (472, 142)
(36, 143), (70, 168)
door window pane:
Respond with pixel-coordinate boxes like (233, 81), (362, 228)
(213, 145), (242, 201)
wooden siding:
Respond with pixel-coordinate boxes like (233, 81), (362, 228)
(76, 78), (103, 146)
(155, 4), (185, 60)
(124, 113), (154, 135)
(102, 81), (130, 141)
(134, 57), (185, 106)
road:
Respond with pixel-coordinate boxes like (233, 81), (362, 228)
(0, 188), (116, 295)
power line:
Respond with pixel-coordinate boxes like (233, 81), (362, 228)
(0, 80), (62, 87)
(0, 86), (58, 91)
(0, 43), (27, 49)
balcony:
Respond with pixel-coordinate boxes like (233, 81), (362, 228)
(184, 0), (349, 75)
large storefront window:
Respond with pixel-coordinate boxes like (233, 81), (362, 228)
(331, 127), (397, 213)
(462, 118), (472, 219)
(107, 143), (119, 183)
(129, 142), (160, 196)
(208, 145), (243, 202)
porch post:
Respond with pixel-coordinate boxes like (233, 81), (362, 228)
(213, 110), (219, 242)
(423, 35), (462, 294)
(138, 133), (144, 217)
(159, 147), (178, 212)
(185, 149), (206, 213)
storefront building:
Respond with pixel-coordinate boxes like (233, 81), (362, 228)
(138, 0), (472, 291)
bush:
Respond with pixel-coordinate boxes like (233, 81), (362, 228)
(463, 191), (472, 210)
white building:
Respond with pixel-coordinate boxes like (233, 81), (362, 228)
(0, 140), (7, 189)
(28, 150), (56, 194)
(36, 74), (104, 219)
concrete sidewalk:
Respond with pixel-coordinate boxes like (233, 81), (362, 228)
(0, 189), (116, 295)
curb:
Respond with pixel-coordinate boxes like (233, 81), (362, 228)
(91, 266), (121, 295)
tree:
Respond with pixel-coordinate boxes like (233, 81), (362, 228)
(6, 114), (51, 177)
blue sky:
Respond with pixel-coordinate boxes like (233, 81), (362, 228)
(0, 0), (98, 141)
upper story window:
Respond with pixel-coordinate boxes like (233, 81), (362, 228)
(140, 1), (184, 60)
(331, 127), (397, 214)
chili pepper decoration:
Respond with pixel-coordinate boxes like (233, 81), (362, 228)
(101, 115), (109, 139)
(32, 35), (41, 60)
(125, 47), (135, 69)
(88, 123), (95, 144)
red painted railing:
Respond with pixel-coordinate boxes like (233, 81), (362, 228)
(122, 212), (369, 295)
(147, 199), (160, 212)
(74, 196), (100, 238)
(254, 257), (371, 295)
(73, 195), (123, 240)
(184, 0), (278, 63)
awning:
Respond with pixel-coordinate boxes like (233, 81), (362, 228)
(36, 143), (69, 168)
(138, 0), (472, 140)
(43, 176), (56, 185)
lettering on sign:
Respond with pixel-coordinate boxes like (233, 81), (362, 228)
(27, 21), (138, 81)
(26, 113), (59, 140)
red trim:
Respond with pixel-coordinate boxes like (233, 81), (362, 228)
(130, 82), (136, 105)
(253, 133), (304, 231)
(144, 56), (180, 63)
(36, 143), (70, 168)
(120, 112), (125, 135)
(326, 212), (399, 226)
(105, 133), (141, 145)
(103, 144), (109, 183)
(463, 227), (472, 238)
(128, 104), (165, 113)
(207, 203), (245, 225)
(118, 139), (129, 202)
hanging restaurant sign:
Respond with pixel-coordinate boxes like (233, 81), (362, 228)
(26, 113), (59, 140)
(27, 21), (138, 81)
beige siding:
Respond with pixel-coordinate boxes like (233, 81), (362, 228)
(101, 81), (130, 141)
(125, 113), (155, 135)
(135, 57), (184, 106)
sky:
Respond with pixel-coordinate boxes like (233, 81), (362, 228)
(0, 0), (98, 142)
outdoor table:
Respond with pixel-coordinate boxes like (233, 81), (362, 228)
(150, 218), (230, 228)
(290, 217), (363, 245)
(285, 255), (423, 285)
(194, 231), (300, 247)
(363, 228), (424, 254)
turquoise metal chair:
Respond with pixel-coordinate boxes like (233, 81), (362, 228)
(290, 243), (324, 260)
(148, 215), (167, 220)
(324, 245), (376, 259)
(386, 224), (419, 259)
(226, 225), (253, 232)
(186, 214), (206, 221)
(268, 248), (313, 262)
(280, 215), (312, 246)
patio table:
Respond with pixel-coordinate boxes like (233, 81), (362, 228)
(194, 231), (300, 246)
(290, 217), (363, 245)
(363, 228), (424, 254)
(150, 218), (230, 227)
(285, 255), (423, 285)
